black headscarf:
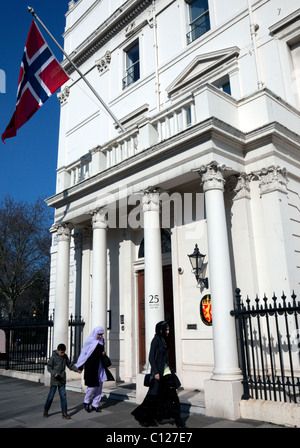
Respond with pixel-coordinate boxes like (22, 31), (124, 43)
(155, 321), (169, 348)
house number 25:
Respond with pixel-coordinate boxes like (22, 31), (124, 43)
(149, 294), (159, 304)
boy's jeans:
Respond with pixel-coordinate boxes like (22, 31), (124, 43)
(44, 385), (67, 413)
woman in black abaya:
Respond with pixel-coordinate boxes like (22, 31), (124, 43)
(131, 321), (185, 428)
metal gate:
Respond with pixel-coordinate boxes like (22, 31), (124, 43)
(0, 314), (85, 373)
(0, 314), (54, 373)
(231, 288), (300, 404)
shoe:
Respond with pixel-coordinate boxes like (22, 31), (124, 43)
(62, 412), (71, 419)
(91, 406), (102, 412)
(84, 403), (91, 413)
(43, 410), (48, 418)
(175, 418), (186, 428)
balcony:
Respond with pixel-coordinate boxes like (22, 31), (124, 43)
(57, 95), (196, 191)
(186, 14), (210, 45)
(55, 85), (300, 194)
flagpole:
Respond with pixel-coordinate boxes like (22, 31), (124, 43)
(27, 6), (126, 132)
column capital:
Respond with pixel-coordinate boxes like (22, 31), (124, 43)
(198, 162), (226, 193)
(142, 187), (160, 212)
(91, 208), (108, 230)
(257, 165), (288, 195)
(226, 173), (251, 200)
(53, 222), (73, 242)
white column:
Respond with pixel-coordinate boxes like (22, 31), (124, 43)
(142, 189), (165, 370)
(80, 228), (92, 340)
(91, 208), (108, 333)
(199, 163), (242, 419)
(199, 162), (242, 419)
(199, 163), (241, 380)
(73, 230), (82, 318)
(53, 223), (72, 350)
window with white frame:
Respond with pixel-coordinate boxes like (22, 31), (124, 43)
(289, 40), (300, 107)
(212, 75), (232, 96)
(186, 0), (210, 44)
(269, 11), (300, 108)
(123, 40), (140, 89)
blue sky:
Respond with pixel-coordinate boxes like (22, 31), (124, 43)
(0, 0), (69, 204)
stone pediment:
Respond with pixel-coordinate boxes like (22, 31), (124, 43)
(166, 46), (240, 96)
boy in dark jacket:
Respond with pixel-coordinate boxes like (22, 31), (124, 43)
(43, 343), (81, 419)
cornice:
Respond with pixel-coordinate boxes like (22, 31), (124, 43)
(269, 8), (300, 35)
(47, 114), (300, 210)
(63, 0), (152, 73)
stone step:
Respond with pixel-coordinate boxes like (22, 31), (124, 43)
(66, 379), (83, 393)
(66, 380), (205, 415)
(177, 388), (205, 415)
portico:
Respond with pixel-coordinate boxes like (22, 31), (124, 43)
(50, 158), (245, 418)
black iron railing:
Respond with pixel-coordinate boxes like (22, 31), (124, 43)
(0, 313), (84, 373)
(122, 60), (140, 89)
(231, 288), (300, 403)
(186, 14), (210, 44)
(0, 314), (54, 373)
(69, 314), (85, 363)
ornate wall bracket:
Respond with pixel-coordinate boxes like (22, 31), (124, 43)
(57, 86), (70, 106)
(95, 51), (111, 74)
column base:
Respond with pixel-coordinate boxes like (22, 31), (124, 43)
(211, 366), (243, 381)
(204, 378), (243, 420)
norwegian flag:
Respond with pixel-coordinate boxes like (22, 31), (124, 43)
(2, 21), (69, 143)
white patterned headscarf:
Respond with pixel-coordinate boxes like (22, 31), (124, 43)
(75, 326), (105, 367)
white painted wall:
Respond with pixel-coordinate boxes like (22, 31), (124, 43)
(48, 0), (300, 391)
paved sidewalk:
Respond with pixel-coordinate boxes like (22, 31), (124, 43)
(0, 376), (284, 431)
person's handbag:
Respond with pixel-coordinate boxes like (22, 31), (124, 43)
(172, 372), (181, 389)
(102, 354), (111, 368)
(144, 373), (154, 387)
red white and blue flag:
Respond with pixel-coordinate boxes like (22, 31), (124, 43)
(2, 21), (69, 143)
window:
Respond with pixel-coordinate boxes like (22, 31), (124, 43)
(186, 106), (192, 126)
(186, 0), (210, 44)
(213, 76), (232, 96)
(269, 11), (300, 108)
(138, 229), (171, 258)
(290, 40), (300, 107)
(123, 40), (140, 88)
(219, 81), (231, 95)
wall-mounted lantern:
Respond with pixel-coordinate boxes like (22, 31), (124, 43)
(187, 243), (209, 289)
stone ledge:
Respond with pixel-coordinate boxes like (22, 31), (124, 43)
(240, 398), (300, 428)
(0, 368), (44, 383)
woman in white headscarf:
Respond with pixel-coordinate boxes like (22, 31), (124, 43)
(76, 326), (110, 413)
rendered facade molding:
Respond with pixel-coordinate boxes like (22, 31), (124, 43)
(47, 0), (300, 420)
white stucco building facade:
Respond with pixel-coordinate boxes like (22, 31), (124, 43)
(46, 0), (300, 420)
